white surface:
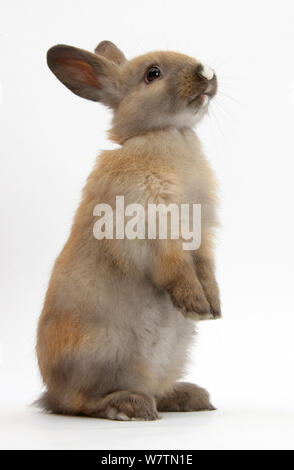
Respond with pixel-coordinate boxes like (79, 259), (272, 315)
(1, 0), (294, 450)
(1, 400), (294, 450)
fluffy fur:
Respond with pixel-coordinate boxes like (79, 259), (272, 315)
(36, 41), (221, 420)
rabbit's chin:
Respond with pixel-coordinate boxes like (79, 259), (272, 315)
(170, 105), (209, 129)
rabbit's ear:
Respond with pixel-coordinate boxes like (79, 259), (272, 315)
(95, 40), (126, 66)
(47, 44), (121, 106)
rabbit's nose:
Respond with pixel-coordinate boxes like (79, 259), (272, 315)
(196, 63), (215, 81)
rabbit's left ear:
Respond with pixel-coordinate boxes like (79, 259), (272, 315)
(95, 40), (126, 66)
(47, 44), (121, 107)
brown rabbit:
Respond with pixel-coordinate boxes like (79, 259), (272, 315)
(36, 41), (221, 421)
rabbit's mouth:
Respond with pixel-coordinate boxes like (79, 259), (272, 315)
(188, 76), (217, 110)
(189, 92), (211, 109)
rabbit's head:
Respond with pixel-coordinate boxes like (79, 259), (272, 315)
(47, 41), (217, 143)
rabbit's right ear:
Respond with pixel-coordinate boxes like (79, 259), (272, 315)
(47, 44), (121, 107)
(95, 41), (126, 66)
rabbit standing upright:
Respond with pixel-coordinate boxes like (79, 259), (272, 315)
(36, 41), (221, 421)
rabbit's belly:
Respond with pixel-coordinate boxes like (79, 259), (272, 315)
(103, 282), (196, 396)
(87, 275), (195, 396)
(136, 299), (195, 395)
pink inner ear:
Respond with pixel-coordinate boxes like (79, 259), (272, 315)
(57, 57), (102, 88)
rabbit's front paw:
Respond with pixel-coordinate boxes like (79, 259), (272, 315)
(169, 282), (212, 321)
(208, 296), (221, 319)
(201, 279), (222, 319)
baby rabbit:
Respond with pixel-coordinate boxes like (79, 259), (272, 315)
(36, 41), (221, 421)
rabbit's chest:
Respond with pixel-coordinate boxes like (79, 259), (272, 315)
(171, 151), (218, 230)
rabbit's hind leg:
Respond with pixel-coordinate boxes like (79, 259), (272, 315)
(156, 382), (215, 412)
(38, 389), (159, 421)
(37, 354), (160, 421)
(83, 390), (159, 421)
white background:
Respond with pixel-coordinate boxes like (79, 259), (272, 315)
(1, 0), (294, 450)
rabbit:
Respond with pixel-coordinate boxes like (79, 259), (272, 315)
(36, 41), (221, 421)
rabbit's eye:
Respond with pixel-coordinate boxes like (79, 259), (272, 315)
(145, 66), (161, 83)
